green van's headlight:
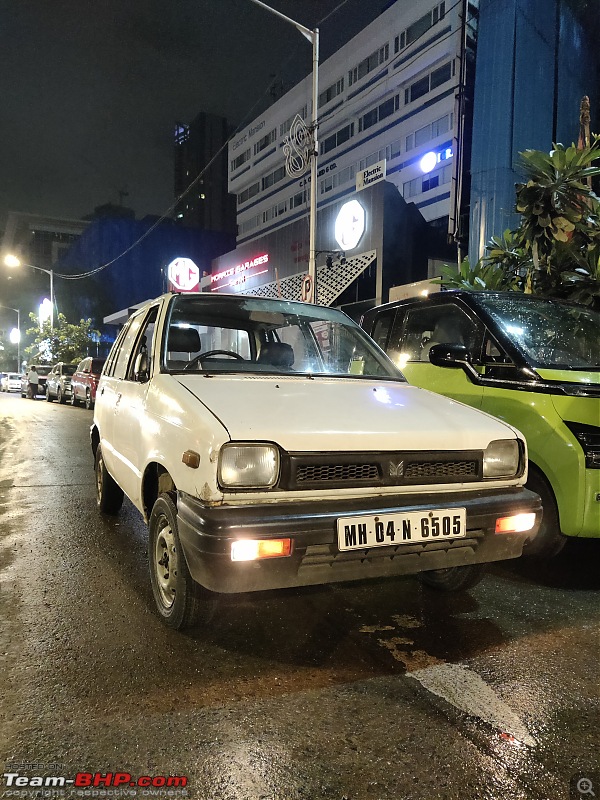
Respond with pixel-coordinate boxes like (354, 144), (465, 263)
(218, 443), (280, 489)
(483, 439), (520, 478)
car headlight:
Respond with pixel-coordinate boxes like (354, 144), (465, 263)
(483, 439), (520, 478)
(218, 443), (280, 489)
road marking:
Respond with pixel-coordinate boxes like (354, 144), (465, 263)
(407, 663), (537, 747)
(359, 614), (536, 746)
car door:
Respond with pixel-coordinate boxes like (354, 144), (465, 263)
(96, 312), (146, 487)
(385, 302), (486, 409)
(110, 306), (159, 506)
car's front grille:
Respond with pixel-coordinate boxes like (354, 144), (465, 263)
(296, 463), (380, 484)
(404, 460), (478, 479)
(284, 450), (482, 490)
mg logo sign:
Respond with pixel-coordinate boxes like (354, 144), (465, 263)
(335, 200), (365, 251)
(167, 257), (200, 292)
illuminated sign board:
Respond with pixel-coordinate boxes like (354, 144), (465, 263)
(167, 257), (200, 292)
(335, 200), (365, 251)
(420, 147), (453, 173)
(356, 160), (386, 191)
(210, 253), (270, 292)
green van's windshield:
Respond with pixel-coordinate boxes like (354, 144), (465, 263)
(478, 296), (600, 370)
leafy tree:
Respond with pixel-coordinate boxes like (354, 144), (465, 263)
(24, 313), (100, 364)
(436, 136), (600, 306)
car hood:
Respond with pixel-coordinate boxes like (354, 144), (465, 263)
(174, 374), (517, 452)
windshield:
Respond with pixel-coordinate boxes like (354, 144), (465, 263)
(164, 295), (403, 380)
(63, 365), (77, 376)
(478, 295), (600, 370)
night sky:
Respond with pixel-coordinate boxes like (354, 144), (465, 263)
(1, 0), (387, 228)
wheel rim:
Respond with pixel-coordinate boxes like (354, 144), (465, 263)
(153, 517), (178, 610)
(86, 390), (91, 409)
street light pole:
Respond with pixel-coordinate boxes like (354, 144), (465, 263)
(248, 0), (319, 302)
(4, 255), (54, 330)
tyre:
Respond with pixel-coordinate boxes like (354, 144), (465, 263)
(95, 444), (124, 515)
(149, 493), (202, 630)
(70, 390), (79, 406)
(46, 385), (53, 402)
(57, 386), (65, 404)
(418, 563), (486, 591)
(523, 468), (566, 558)
(85, 389), (93, 410)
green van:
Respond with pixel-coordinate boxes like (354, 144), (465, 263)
(362, 291), (600, 556)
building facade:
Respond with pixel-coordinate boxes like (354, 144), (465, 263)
(209, 0), (597, 310)
(174, 112), (237, 236)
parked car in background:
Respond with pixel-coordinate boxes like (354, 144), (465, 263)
(91, 292), (541, 630)
(362, 290), (600, 558)
(45, 362), (77, 403)
(20, 365), (51, 397)
(1, 372), (22, 392)
(71, 357), (106, 409)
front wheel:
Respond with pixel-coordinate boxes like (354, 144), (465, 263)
(149, 493), (202, 629)
(95, 444), (124, 515)
(70, 391), (79, 406)
(57, 386), (65, 404)
(85, 389), (93, 410)
(523, 469), (566, 558)
(418, 563), (486, 591)
(46, 386), (53, 402)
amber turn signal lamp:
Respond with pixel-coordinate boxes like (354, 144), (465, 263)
(231, 538), (292, 562)
(495, 513), (536, 534)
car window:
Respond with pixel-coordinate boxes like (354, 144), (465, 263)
(391, 304), (485, 365)
(63, 365), (77, 376)
(477, 295), (600, 369)
(126, 307), (158, 381)
(112, 313), (146, 380)
(369, 309), (396, 351)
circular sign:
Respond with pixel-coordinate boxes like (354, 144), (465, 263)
(301, 274), (314, 303)
(419, 151), (437, 173)
(167, 257), (200, 292)
(335, 200), (365, 251)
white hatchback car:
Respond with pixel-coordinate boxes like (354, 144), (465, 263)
(91, 293), (541, 629)
(1, 372), (22, 392)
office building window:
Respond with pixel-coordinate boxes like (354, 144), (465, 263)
(404, 61), (452, 105)
(319, 78), (344, 108)
(321, 122), (354, 155)
(231, 148), (251, 172)
(349, 44), (389, 86)
(254, 128), (276, 156)
(394, 2), (446, 54)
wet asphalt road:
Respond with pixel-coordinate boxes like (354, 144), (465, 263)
(0, 391), (599, 800)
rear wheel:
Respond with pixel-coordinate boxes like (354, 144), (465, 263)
(149, 493), (202, 629)
(95, 444), (124, 515)
(46, 385), (53, 402)
(85, 389), (93, 410)
(418, 563), (486, 591)
(70, 390), (79, 406)
(523, 468), (566, 558)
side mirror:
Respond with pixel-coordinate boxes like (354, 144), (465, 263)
(133, 351), (149, 382)
(428, 343), (472, 369)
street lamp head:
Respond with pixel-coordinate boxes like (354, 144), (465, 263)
(4, 254), (21, 268)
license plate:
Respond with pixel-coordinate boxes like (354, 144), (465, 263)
(337, 508), (467, 551)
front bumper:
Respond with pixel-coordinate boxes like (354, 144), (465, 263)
(177, 487), (542, 593)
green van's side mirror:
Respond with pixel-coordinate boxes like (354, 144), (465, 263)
(429, 343), (472, 370)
